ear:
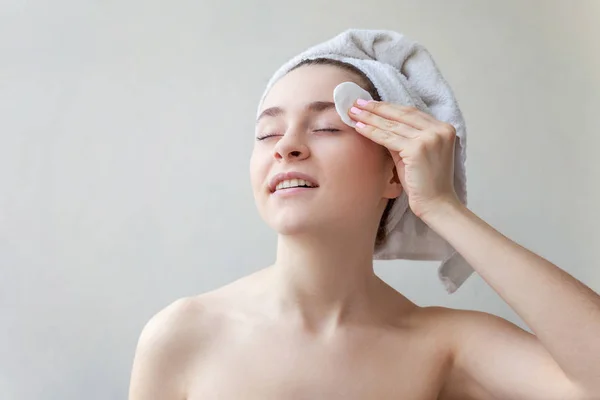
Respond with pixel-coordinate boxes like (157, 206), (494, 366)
(383, 162), (403, 199)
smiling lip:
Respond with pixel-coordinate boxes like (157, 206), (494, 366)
(271, 186), (316, 197)
(268, 171), (319, 193)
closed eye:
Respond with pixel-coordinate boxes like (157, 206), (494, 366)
(255, 128), (340, 141)
(255, 134), (279, 141)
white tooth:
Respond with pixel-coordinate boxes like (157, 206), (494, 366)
(275, 178), (317, 191)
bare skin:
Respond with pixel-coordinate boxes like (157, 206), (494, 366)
(129, 267), (473, 400)
(129, 64), (600, 399)
(129, 64), (464, 400)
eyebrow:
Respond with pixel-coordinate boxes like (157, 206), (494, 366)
(256, 101), (336, 124)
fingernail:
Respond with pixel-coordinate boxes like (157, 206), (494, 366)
(355, 121), (366, 128)
(356, 98), (370, 106)
(350, 106), (362, 114)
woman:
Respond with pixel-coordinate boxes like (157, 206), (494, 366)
(129, 36), (600, 399)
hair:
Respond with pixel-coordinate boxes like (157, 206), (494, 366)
(288, 58), (398, 251)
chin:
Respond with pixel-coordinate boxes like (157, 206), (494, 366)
(268, 215), (317, 235)
(269, 220), (316, 235)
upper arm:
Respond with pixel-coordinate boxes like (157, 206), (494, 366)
(128, 297), (207, 400)
(438, 309), (589, 400)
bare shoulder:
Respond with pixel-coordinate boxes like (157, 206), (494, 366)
(137, 290), (237, 357)
(422, 306), (538, 400)
(138, 296), (218, 347)
(136, 268), (268, 346)
(412, 305), (528, 359)
(420, 305), (535, 356)
(128, 295), (225, 399)
(414, 304), (520, 333)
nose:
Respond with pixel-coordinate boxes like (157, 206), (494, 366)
(273, 131), (310, 162)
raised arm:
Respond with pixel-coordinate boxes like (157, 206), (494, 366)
(426, 200), (600, 400)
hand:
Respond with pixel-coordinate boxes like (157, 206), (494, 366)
(348, 99), (461, 220)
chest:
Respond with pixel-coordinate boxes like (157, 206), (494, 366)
(186, 326), (451, 400)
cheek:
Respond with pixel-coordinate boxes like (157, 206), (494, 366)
(249, 150), (269, 191)
(325, 137), (388, 196)
(335, 135), (385, 175)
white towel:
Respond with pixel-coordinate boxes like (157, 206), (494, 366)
(256, 29), (474, 294)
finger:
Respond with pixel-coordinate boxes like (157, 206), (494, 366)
(355, 100), (435, 130)
(349, 106), (420, 139)
(353, 120), (411, 152)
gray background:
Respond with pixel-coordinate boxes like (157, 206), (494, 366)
(1, 0), (599, 398)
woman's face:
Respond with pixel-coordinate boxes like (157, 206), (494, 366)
(250, 64), (400, 238)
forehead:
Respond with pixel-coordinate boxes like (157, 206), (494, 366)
(260, 64), (366, 111)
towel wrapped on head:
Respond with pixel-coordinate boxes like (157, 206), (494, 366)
(257, 29), (474, 294)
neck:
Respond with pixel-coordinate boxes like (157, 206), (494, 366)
(263, 229), (399, 335)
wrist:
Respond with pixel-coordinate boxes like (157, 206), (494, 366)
(419, 197), (465, 227)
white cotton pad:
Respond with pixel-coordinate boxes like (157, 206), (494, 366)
(333, 81), (374, 127)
